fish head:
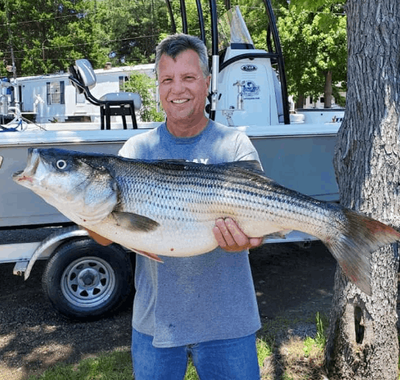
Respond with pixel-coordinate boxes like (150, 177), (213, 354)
(13, 148), (118, 226)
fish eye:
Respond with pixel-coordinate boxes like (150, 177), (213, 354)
(56, 159), (68, 170)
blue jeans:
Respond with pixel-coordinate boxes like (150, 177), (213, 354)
(131, 328), (260, 380)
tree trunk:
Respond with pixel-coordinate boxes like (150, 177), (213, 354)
(296, 93), (305, 109)
(324, 70), (332, 108)
(326, 1), (400, 379)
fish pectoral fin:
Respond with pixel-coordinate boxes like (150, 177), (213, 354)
(111, 211), (160, 232)
(128, 247), (164, 263)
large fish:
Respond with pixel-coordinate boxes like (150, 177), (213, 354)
(13, 148), (400, 295)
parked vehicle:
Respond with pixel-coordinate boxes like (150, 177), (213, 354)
(0, 0), (343, 320)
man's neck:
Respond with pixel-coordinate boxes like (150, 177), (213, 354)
(166, 116), (209, 137)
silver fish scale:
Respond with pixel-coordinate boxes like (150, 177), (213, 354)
(113, 160), (334, 239)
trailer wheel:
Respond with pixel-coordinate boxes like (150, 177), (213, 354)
(42, 238), (134, 321)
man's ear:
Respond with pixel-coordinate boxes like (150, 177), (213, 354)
(206, 75), (211, 89)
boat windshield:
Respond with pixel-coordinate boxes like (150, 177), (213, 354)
(218, 6), (254, 50)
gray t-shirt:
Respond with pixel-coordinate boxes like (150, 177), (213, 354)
(119, 120), (261, 348)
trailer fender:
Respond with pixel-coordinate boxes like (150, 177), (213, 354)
(24, 225), (89, 280)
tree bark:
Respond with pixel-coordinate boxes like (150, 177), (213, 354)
(296, 93), (305, 109)
(326, 1), (400, 379)
(324, 70), (332, 108)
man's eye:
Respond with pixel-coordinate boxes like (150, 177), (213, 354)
(162, 78), (172, 84)
(185, 76), (196, 81)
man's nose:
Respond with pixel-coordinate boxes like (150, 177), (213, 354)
(170, 78), (185, 93)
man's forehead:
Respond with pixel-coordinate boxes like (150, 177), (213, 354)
(159, 50), (201, 71)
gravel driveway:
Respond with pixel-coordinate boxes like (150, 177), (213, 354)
(1, 241), (338, 380)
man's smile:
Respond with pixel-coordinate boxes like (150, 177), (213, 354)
(171, 99), (190, 104)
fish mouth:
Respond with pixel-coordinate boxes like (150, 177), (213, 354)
(12, 148), (40, 183)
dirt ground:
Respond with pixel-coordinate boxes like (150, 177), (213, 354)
(0, 241), (337, 380)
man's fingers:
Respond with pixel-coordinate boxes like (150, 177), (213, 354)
(213, 218), (264, 252)
(249, 237), (263, 249)
(224, 218), (249, 247)
(213, 225), (228, 248)
(214, 218), (237, 247)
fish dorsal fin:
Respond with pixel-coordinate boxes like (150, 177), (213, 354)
(160, 159), (187, 163)
(149, 159), (264, 174)
(229, 160), (264, 174)
(111, 211), (160, 232)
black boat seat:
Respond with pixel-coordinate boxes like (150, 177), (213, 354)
(69, 59), (142, 129)
(100, 92), (141, 104)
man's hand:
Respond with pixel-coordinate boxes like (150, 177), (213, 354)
(213, 218), (263, 252)
(85, 228), (113, 246)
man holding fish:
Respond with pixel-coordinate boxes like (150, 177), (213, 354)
(14, 33), (400, 379)
(91, 34), (263, 379)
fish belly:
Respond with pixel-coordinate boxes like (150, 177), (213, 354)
(89, 213), (285, 257)
(90, 218), (217, 256)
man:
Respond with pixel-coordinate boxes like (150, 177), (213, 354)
(93, 33), (263, 379)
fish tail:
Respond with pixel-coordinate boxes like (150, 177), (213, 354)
(323, 208), (400, 295)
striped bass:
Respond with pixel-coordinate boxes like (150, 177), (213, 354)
(13, 148), (400, 295)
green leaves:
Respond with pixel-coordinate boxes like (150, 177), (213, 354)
(276, 0), (347, 105)
(124, 72), (164, 122)
(0, 0), (168, 76)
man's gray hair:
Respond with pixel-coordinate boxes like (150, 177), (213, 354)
(155, 33), (210, 78)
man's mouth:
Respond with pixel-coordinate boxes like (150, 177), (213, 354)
(171, 99), (190, 104)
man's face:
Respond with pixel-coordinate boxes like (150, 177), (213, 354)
(158, 49), (210, 127)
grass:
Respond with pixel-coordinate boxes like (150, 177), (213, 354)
(26, 350), (133, 380)
(23, 312), (400, 379)
(26, 339), (274, 380)
(27, 314), (329, 380)
(276, 312), (329, 380)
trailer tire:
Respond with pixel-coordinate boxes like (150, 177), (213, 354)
(42, 238), (134, 321)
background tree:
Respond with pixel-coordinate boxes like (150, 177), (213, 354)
(325, 1), (400, 378)
(276, 1), (347, 108)
(0, 0), (107, 77)
(98, 0), (169, 66)
(0, 0), (170, 77)
(124, 72), (164, 122)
